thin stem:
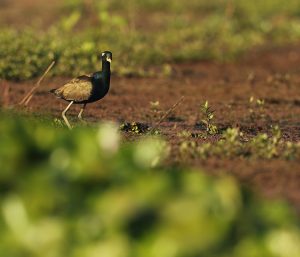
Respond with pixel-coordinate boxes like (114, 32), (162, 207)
(19, 61), (55, 106)
(151, 96), (185, 132)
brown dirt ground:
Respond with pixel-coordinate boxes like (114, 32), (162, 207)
(1, 44), (300, 211)
(0, 0), (61, 28)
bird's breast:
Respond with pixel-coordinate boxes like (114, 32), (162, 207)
(88, 80), (110, 102)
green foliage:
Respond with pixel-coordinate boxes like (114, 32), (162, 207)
(180, 127), (300, 160)
(249, 96), (266, 120)
(1, 113), (300, 257)
(200, 101), (218, 135)
(248, 126), (282, 159)
(0, 30), (56, 80)
(120, 122), (150, 134)
(1, 0), (300, 80)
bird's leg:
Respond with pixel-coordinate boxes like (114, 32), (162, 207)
(62, 101), (74, 130)
(78, 103), (86, 121)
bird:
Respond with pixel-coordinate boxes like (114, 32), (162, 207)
(50, 51), (112, 129)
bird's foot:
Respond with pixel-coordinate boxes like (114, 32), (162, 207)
(64, 121), (73, 130)
(62, 115), (72, 130)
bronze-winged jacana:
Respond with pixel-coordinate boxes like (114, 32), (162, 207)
(50, 51), (112, 129)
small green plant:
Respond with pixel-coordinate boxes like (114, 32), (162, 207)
(177, 130), (192, 138)
(195, 128), (243, 159)
(200, 101), (218, 135)
(180, 125), (300, 160)
(52, 118), (65, 128)
(148, 100), (163, 123)
(120, 122), (150, 134)
(150, 100), (160, 109)
(249, 96), (266, 120)
(248, 125), (282, 159)
(284, 141), (300, 160)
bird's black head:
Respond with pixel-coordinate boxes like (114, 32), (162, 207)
(100, 51), (112, 63)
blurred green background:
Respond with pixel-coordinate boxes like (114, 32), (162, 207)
(1, 0), (300, 80)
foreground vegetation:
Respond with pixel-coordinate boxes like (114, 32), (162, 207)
(1, 0), (300, 80)
(0, 113), (300, 257)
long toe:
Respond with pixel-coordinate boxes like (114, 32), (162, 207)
(62, 114), (72, 130)
(64, 120), (72, 130)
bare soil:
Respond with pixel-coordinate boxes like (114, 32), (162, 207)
(1, 44), (300, 210)
(0, 0), (61, 28)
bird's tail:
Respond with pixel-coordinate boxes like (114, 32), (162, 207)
(50, 88), (63, 99)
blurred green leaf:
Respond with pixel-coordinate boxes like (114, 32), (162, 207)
(0, 113), (299, 256)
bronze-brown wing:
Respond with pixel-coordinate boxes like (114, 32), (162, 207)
(71, 74), (93, 82)
(54, 75), (93, 102)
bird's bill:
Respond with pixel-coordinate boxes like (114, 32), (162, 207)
(106, 57), (112, 63)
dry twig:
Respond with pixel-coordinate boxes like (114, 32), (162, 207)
(151, 96), (185, 132)
(19, 61), (55, 106)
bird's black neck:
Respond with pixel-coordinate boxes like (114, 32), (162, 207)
(98, 60), (110, 97)
(102, 61), (110, 83)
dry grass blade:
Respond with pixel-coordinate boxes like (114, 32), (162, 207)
(1, 82), (10, 107)
(151, 96), (185, 132)
(19, 61), (55, 106)
(24, 94), (34, 106)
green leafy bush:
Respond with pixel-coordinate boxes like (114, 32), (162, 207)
(1, 0), (300, 80)
(0, 113), (300, 257)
